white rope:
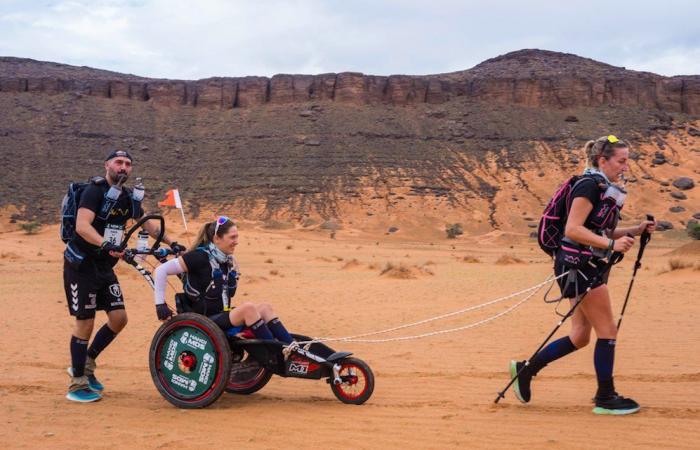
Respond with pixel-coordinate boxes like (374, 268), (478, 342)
(301, 271), (569, 344)
(305, 281), (545, 343)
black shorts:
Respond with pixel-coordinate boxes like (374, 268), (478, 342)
(554, 251), (610, 298)
(64, 262), (125, 319)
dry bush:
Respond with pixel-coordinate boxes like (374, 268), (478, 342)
(341, 259), (363, 270)
(379, 262), (433, 279)
(320, 220), (342, 231)
(263, 220), (294, 230)
(0, 252), (21, 260)
(445, 223), (464, 239)
(313, 256), (334, 262)
(668, 258), (693, 271)
(300, 218), (318, 228)
(246, 276), (269, 284)
(19, 221), (41, 235)
(264, 258), (273, 264)
(687, 222), (700, 240)
(380, 262), (414, 279)
(420, 265), (435, 276)
(462, 256), (481, 263)
(495, 255), (524, 265)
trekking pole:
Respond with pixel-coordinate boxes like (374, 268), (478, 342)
(616, 214), (654, 330)
(494, 256), (620, 404)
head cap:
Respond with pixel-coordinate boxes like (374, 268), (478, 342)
(105, 149), (133, 162)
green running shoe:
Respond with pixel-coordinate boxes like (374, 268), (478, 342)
(510, 360), (532, 403)
(592, 394), (640, 415)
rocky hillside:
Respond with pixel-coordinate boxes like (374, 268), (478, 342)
(1, 49), (698, 233)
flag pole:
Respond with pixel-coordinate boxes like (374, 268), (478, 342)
(179, 209), (191, 246)
(175, 189), (192, 247)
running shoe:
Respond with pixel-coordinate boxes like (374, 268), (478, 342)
(510, 360), (533, 403)
(592, 393), (640, 415)
(67, 367), (104, 392)
(66, 376), (102, 403)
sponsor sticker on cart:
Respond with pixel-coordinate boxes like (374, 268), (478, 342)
(171, 373), (197, 392)
(179, 331), (207, 350)
(198, 353), (215, 383)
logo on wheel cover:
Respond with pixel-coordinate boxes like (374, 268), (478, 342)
(179, 331), (207, 350)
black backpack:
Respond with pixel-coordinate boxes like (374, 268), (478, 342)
(60, 177), (137, 243)
(60, 177), (102, 243)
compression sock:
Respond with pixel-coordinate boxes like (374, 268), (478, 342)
(267, 317), (293, 344)
(528, 336), (578, 375)
(594, 338), (616, 397)
(87, 324), (118, 360)
(250, 319), (274, 340)
(70, 336), (89, 378)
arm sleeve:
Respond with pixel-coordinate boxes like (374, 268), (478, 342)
(78, 184), (103, 213)
(133, 200), (144, 219)
(154, 258), (186, 305)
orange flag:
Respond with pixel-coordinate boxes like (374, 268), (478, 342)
(158, 189), (182, 209)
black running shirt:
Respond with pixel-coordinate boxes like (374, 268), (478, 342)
(75, 181), (143, 268)
(569, 177), (604, 232)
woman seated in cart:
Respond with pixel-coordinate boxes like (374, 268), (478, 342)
(153, 216), (293, 343)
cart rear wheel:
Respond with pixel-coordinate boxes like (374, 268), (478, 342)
(149, 313), (231, 408)
(225, 349), (273, 395)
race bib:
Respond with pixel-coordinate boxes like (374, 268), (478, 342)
(104, 224), (125, 246)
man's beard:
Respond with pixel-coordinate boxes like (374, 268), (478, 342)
(108, 169), (129, 185)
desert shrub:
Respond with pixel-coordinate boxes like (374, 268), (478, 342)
(19, 221), (41, 235)
(687, 222), (700, 240)
(320, 220), (342, 231)
(263, 220), (294, 230)
(445, 223), (464, 239)
(495, 255), (524, 265)
(668, 258), (693, 271)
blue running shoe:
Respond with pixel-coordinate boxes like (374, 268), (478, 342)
(67, 367), (104, 392)
(67, 387), (102, 402)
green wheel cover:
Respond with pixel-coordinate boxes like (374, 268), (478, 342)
(158, 326), (219, 398)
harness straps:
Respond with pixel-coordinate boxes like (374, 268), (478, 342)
(181, 246), (232, 312)
(544, 253), (623, 310)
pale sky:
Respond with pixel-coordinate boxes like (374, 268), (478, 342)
(1, 0), (699, 79)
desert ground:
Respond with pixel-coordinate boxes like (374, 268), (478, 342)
(1, 216), (698, 449)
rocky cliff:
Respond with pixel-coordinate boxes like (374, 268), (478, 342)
(2, 49), (699, 113)
(1, 49), (698, 233)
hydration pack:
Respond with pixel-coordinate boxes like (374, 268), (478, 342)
(180, 247), (239, 312)
(537, 174), (609, 257)
(59, 177), (138, 243)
